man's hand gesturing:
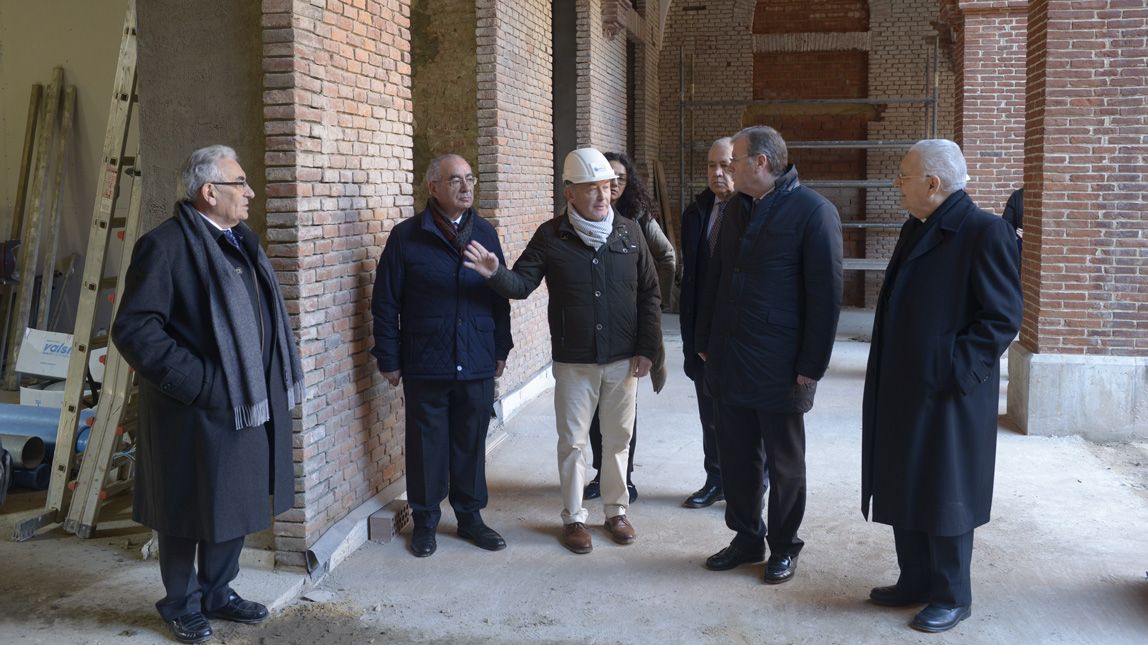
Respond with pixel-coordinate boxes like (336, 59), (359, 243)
(463, 241), (500, 278)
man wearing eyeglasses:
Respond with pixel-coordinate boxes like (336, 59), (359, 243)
(113, 145), (305, 644)
(695, 125), (843, 585)
(371, 153), (513, 559)
(861, 139), (1021, 633)
(463, 147), (662, 555)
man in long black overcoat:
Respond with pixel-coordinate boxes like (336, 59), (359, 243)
(113, 145), (304, 644)
(861, 139), (1022, 633)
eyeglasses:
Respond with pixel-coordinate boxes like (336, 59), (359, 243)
(894, 174), (934, 185)
(442, 175), (477, 189)
(611, 174), (628, 184)
(212, 179), (249, 188)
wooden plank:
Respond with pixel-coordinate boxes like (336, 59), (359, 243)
(36, 85), (77, 329)
(3, 85), (43, 242)
(3, 69), (62, 388)
(12, 0), (137, 541)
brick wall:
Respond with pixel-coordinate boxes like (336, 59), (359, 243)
(576, 0), (628, 152)
(954, 0), (1027, 212)
(1023, 0), (1148, 356)
(476, 0), (555, 387)
(657, 2), (755, 217)
(262, 0), (414, 567)
(863, 0), (957, 305)
(755, 0), (870, 34)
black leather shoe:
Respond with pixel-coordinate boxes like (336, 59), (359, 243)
(763, 554), (798, 584)
(204, 592), (268, 625)
(457, 522), (507, 551)
(627, 482), (638, 503)
(704, 543), (765, 571)
(166, 612), (213, 643)
(411, 526), (437, 557)
(869, 584), (928, 607)
(584, 476), (601, 500)
(910, 604), (971, 633)
(683, 484), (723, 508)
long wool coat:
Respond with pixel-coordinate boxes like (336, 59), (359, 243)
(112, 211), (294, 543)
(861, 190), (1022, 536)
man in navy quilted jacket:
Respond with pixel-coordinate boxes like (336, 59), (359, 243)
(371, 153), (513, 558)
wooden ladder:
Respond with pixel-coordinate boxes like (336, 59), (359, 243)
(13, 0), (139, 542)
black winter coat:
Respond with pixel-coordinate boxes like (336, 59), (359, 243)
(861, 190), (1022, 535)
(112, 215), (294, 543)
(678, 189), (752, 382)
(695, 166), (843, 412)
(487, 209), (662, 365)
(370, 207), (512, 380)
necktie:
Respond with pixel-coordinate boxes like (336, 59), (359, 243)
(707, 200), (729, 256)
(223, 228), (243, 252)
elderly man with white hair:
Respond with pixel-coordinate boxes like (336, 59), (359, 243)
(861, 139), (1022, 633)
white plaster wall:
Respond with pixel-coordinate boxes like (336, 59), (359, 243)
(0, 0), (133, 331)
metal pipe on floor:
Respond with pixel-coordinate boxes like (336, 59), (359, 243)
(0, 433), (45, 469)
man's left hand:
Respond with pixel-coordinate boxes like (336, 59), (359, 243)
(796, 374), (816, 385)
(630, 355), (653, 378)
(495, 360), (505, 378)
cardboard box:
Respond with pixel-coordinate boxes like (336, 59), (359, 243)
(14, 328), (73, 379)
(19, 385), (65, 408)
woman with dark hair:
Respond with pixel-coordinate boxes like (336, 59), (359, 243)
(584, 152), (673, 503)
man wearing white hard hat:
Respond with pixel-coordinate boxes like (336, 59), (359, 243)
(464, 147), (662, 554)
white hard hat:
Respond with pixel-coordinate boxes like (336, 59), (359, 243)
(562, 148), (617, 184)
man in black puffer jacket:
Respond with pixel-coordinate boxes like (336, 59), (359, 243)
(371, 153), (513, 559)
(464, 147), (662, 555)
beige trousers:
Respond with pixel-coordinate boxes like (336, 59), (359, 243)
(552, 359), (637, 525)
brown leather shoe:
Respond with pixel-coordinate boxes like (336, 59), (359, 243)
(604, 514), (636, 544)
(562, 522), (593, 554)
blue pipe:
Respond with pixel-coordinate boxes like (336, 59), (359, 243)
(0, 404), (100, 457)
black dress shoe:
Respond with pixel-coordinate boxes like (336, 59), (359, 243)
(627, 482), (638, 503)
(869, 584), (928, 607)
(763, 554), (798, 584)
(411, 526), (437, 557)
(910, 604), (971, 633)
(204, 592), (269, 624)
(166, 612), (213, 643)
(704, 543), (765, 571)
(457, 522), (507, 551)
(584, 476), (601, 500)
(683, 484), (723, 508)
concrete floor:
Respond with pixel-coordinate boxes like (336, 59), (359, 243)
(3, 309), (1148, 644)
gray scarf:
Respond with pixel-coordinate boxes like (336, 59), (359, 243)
(567, 204), (615, 249)
(176, 202), (305, 430)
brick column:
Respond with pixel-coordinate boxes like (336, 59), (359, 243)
(476, 0), (555, 399)
(1007, 0), (1148, 439)
(954, 1), (1028, 210)
(262, 0), (414, 567)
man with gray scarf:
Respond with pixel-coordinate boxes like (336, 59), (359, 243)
(113, 145), (304, 644)
(463, 147), (662, 555)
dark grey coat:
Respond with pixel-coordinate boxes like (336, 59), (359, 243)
(861, 190), (1022, 536)
(112, 214), (293, 543)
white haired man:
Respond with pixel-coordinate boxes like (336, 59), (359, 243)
(861, 139), (1022, 633)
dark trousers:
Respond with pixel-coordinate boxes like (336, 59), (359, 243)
(403, 377), (495, 529)
(893, 527), (974, 608)
(694, 378), (721, 487)
(715, 403), (805, 557)
(588, 404), (637, 482)
(156, 533), (244, 621)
